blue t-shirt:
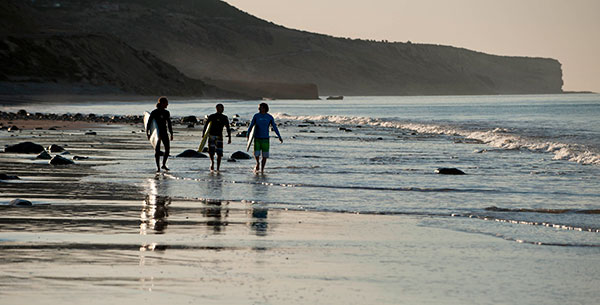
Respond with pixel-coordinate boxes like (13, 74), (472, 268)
(248, 113), (281, 139)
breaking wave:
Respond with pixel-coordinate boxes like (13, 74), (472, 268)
(274, 113), (600, 165)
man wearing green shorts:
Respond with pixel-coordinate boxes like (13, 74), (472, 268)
(247, 103), (283, 173)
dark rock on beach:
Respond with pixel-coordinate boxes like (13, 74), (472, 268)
(36, 151), (52, 160)
(72, 156), (89, 160)
(9, 199), (32, 206)
(182, 116), (198, 124)
(236, 131), (248, 137)
(435, 168), (466, 175)
(50, 155), (75, 165)
(85, 131), (97, 135)
(48, 144), (65, 153)
(231, 151), (251, 160)
(4, 142), (45, 154)
(0, 173), (20, 180)
(227, 158), (237, 162)
(176, 150), (207, 158)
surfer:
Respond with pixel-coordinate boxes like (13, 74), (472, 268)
(147, 96), (173, 172)
(203, 104), (232, 171)
(247, 103), (283, 173)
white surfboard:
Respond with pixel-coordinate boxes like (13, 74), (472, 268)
(198, 121), (212, 152)
(246, 125), (255, 152)
(143, 111), (159, 149)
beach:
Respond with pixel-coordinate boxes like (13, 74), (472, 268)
(1, 96), (599, 304)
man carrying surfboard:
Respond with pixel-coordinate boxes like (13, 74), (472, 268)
(203, 104), (232, 172)
(247, 103), (283, 173)
(147, 96), (173, 172)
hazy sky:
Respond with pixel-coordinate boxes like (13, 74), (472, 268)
(225, 0), (600, 92)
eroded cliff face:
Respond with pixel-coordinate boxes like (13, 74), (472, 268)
(2, 0), (563, 97)
(0, 34), (223, 96)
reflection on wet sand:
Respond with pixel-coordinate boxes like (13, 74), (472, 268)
(249, 175), (271, 236)
(140, 177), (171, 235)
(203, 201), (230, 234)
(140, 194), (171, 234)
(250, 208), (269, 236)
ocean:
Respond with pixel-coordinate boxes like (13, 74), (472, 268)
(4, 94), (599, 248)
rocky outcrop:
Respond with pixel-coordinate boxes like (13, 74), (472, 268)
(435, 168), (466, 175)
(48, 144), (65, 153)
(4, 142), (45, 154)
(0, 173), (20, 180)
(231, 151), (252, 160)
(36, 151), (52, 159)
(9, 198), (32, 206)
(50, 155), (75, 165)
(176, 150), (207, 158)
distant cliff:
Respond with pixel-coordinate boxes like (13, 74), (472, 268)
(2, 0), (563, 97)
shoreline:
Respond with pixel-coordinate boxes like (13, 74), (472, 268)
(1, 118), (599, 304)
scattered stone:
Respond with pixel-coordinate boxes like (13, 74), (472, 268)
(48, 144), (65, 152)
(182, 116), (198, 124)
(72, 156), (89, 160)
(8, 125), (20, 132)
(176, 150), (207, 158)
(231, 151), (251, 160)
(36, 151), (52, 160)
(0, 173), (20, 180)
(85, 131), (97, 135)
(9, 199), (32, 206)
(60, 151), (71, 155)
(5, 142), (45, 154)
(435, 168), (466, 175)
(50, 155), (75, 165)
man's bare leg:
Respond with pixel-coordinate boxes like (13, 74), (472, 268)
(254, 156), (260, 172)
(261, 157), (268, 173)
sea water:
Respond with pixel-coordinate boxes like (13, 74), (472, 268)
(5, 94), (600, 247)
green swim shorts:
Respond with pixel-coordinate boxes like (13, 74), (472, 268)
(254, 138), (270, 157)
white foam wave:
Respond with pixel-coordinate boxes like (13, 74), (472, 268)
(274, 113), (600, 165)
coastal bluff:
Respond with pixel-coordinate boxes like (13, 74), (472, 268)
(1, 0), (563, 98)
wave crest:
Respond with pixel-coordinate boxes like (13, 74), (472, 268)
(274, 113), (600, 165)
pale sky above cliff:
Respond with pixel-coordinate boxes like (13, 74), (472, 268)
(225, 0), (600, 93)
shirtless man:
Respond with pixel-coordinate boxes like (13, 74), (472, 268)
(147, 97), (173, 172)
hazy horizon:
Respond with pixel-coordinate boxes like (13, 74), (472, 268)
(225, 0), (599, 93)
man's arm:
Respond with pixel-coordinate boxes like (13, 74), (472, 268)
(270, 117), (283, 143)
(225, 116), (232, 144)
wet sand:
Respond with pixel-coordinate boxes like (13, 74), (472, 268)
(1, 119), (598, 304)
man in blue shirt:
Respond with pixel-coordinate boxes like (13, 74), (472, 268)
(247, 103), (283, 173)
